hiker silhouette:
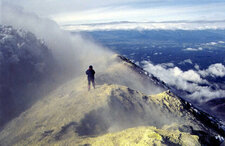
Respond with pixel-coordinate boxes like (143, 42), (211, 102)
(86, 65), (95, 91)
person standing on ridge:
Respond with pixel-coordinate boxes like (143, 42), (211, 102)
(86, 65), (95, 91)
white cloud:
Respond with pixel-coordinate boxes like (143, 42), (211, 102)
(198, 63), (225, 77)
(182, 70), (202, 82)
(142, 61), (205, 88)
(3, 0), (225, 27)
(3, 0), (148, 14)
(205, 42), (217, 45)
(218, 41), (225, 44)
(202, 41), (225, 46)
(188, 88), (225, 102)
(53, 2), (225, 25)
(194, 64), (200, 70)
(62, 22), (225, 31)
(185, 59), (193, 64)
(179, 59), (193, 65)
(183, 47), (203, 51)
(160, 63), (175, 68)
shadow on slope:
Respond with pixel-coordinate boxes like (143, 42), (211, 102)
(75, 88), (177, 137)
(72, 87), (224, 145)
(204, 97), (225, 122)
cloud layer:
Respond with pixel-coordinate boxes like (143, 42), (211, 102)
(61, 21), (225, 31)
(199, 63), (225, 77)
(3, 0), (225, 26)
(142, 61), (225, 102)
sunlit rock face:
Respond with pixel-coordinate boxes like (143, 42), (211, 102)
(0, 25), (55, 127)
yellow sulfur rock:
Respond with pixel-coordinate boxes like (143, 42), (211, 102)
(79, 126), (200, 146)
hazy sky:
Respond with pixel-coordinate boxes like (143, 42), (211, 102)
(2, 0), (225, 25)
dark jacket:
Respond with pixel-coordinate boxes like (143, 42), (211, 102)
(86, 69), (95, 80)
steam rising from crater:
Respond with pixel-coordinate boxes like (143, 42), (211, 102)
(0, 2), (166, 127)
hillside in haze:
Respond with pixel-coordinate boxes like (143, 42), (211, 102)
(0, 25), (58, 127)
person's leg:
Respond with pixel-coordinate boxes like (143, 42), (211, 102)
(92, 79), (95, 89)
(88, 79), (91, 91)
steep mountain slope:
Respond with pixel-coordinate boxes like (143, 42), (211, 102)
(0, 59), (224, 145)
(0, 25), (56, 127)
